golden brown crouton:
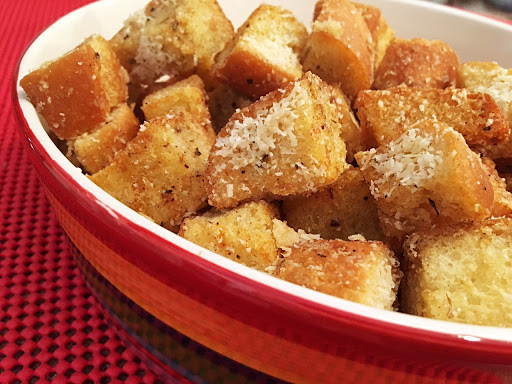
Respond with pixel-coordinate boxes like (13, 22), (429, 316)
(73, 104), (140, 174)
(213, 4), (308, 99)
(89, 112), (215, 230)
(330, 86), (369, 162)
(302, 0), (374, 103)
(109, 11), (145, 75)
(352, 2), (394, 69)
(354, 87), (509, 148)
(206, 83), (255, 133)
(111, 0), (234, 89)
(458, 62), (512, 164)
(274, 239), (401, 310)
(20, 35), (129, 140)
(141, 75), (210, 122)
(206, 72), (348, 209)
(373, 38), (459, 90)
(402, 218), (512, 326)
(355, 120), (494, 243)
(481, 157), (512, 217)
(282, 167), (385, 242)
(457, 61), (512, 125)
(179, 201), (281, 271)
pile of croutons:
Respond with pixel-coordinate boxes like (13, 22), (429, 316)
(21, 0), (512, 326)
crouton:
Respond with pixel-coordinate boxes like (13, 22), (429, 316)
(179, 201), (281, 271)
(89, 112), (215, 230)
(213, 4), (308, 98)
(20, 35), (129, 140)
(481, 157), (512, 217)
(141, 75), (210, 121)
(355, 120), (494, 243)
(110, 0), (234, 88)
(206, 72), (348, 209)
(206, 84), (254, 133)
(109, 11), (145, 75)
(73, 104), (140, 174)
(354, 87), (509, 148)
(302, 0), (374, 102)
(373, 38), (459, 90)
(458, 62), (512, 164)
(274, 239), (401, 310)
(352, 2), (394, 69)
(457, 61), (512, 125)
(402, 218), (512, 326)
(282, 167), (385, 242)
(331, 86), (369, 162)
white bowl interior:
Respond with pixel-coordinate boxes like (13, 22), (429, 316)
(16, 0), (512, 346)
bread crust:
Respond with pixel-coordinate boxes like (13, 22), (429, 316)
(373, 38), (459, 89)
(302, 0), (374, 102)
(355, 86), (510, 148)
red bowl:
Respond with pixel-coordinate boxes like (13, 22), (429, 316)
(13, 0), (512, 382)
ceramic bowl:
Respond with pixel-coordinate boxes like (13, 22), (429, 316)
(13, 0), (512, 382)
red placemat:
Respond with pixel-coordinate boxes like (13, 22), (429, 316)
(1, 1), (175, 382)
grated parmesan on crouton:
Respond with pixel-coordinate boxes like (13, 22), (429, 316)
(458, 62), (512, 164)
(355, 120), (494, 244)
(354, 86), (510, 148)
(206, 72), (348, 209)
(110, 0), (234, 95)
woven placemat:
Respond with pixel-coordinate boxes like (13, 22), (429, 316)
(1, 0), (176, 382)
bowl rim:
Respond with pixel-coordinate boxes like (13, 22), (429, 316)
(12, 0), (512, 362)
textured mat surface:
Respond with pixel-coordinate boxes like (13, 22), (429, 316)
(1, 0), (170, 382)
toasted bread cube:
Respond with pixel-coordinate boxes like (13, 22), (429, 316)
(458, 62), (512, 164)
(109, 11), (145, 75)
(179, 201), (282, 271)
(282, 167), (385, 242)
(373, 38), (459, 90)
(213, 4), (307, 99)
(89, 113), (215, 230)
(354, 87), (510, 148)
(331, 86), (369, 162)
(207, 84), (255, 133)
(206, 72), (348, 209)
(402, 218), (512, 326)
(141, 75), (210, 121)
(355, 121), (494, 242)
(274, 239), (401, 310)
(73, 104), (140, 174)
(352, 2), (394, 69)
(112, 0), (234, 87)
(457, 61), (512, 125)
(302, 0), (374, 102)
(481, 158), (512, 217)
(20, 35), (129, 140)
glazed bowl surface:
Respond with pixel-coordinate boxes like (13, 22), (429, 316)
(13, 0), (512, 382)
